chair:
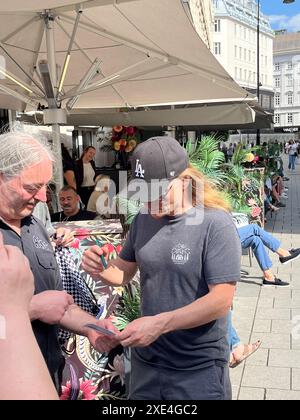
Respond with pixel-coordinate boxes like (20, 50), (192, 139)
(232, 213), (253, 275)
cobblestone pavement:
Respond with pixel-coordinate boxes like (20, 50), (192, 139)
(231, 160), (300, 400)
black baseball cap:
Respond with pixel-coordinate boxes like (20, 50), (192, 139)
(126, 136), (188, 202)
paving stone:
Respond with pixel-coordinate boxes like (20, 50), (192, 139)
(292, 369), (300, 391)
(266, 389), (300, 400)
(245, 348), (268, 367)
(238, 387), (265, 400)
(242, 366), (290, 390)
(229, 363), (244, 387)
(253, 319), (272, 333)
(250, 332), (290, 350)
(259, 289), (292, 299)
(271, 319), (293, 334)
(269, 349), (300, 368)
(231, 385), (239, 401)
(274, 298), (300, 309)
(256, 308), (291, 320)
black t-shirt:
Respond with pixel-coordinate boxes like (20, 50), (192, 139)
(0, 216), (63, 377)
(51, 210), (97, 222)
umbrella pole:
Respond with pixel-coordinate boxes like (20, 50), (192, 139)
(52, 123), (64, 192)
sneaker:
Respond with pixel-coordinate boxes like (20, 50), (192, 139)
(276, 202), (286, 208)
(263, 278), (290, 287)
(279, 248), (300, 265)
(283, 177), (290, 181)
(281, 193), (288, 199)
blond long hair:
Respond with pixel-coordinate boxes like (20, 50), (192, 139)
(179, 165), (231, 212)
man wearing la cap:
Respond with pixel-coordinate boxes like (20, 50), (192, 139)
(82, 136), (241, 400)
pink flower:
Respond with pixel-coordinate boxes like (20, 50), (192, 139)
(251, 207), (262, 218)
(60, 379), (97, 400)
(106, 243), (115, 254)
(70, 238), (80, 249)
(108, 355), (125, 386)
(116, 244), (123, 255)
(247, 198), (257, 207)
(75, 228), (90, 241)
(126, 126), (135, 136)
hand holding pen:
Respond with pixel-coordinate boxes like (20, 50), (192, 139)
(95, 239), (108, 269)
(81, 242), (109, 280)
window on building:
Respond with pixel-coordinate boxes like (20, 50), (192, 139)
(235, 45), (237, 58)
(244, 49), (247, 60)
(213, 0), (219, 9)
(275, 114), (280, 125)
(275, 94), (280, 106)
(244, 69), (247, 80)
(287, 92), (293, 105)
(248, 50), (251, 62)
(287, 75), (293, 87)
(288, 113), (293, 124)
(235, 67), (238, 79)
(214, 42), (221, 55)
(274, 63), (280, 71)
(215, 19), (221, 32)
(287, 62), (293, 70)
(275, 77), (280, 88)
(239, 47), (242, 59)
(239, 68), (242, 79)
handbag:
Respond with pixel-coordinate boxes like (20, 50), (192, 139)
(55, 247), (99, 345)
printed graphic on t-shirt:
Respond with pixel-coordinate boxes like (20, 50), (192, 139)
(33, 235), (50, 250)
(171, 243), (191, 265)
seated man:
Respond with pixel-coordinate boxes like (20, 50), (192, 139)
(51, 186), (96, 222)
(238, 224), (300, 287)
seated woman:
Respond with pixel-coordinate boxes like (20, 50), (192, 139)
(238, 224), (300, 287)
(87, 175), (112, 218)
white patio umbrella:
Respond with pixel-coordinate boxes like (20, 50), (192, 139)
(0, 0), (257, 185)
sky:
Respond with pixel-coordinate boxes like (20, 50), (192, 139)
(260, 0), (300, 32)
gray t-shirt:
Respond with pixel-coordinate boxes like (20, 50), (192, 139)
(0, 216), (63, 377)
(120, 207), (241, 370)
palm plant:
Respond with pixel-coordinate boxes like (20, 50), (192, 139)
(185, 135), (227, 187)
(113, 283), (141, 330)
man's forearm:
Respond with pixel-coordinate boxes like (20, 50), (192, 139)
(157, 284), (235, 334)
(59, 304), (96, 336)
(28, 295), (40, 321)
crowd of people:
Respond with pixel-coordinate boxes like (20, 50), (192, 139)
(0, 130), (299, 400)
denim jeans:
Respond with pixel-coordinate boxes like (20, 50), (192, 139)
(227, 311), (240, 351)
(238, 224), (281, 271)
(289, 154), (296, 170)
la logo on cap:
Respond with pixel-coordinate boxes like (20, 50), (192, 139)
(135, 159), (145, 178)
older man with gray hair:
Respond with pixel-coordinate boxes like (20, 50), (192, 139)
(0, 131), (119, 393)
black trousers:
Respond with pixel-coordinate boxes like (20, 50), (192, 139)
(78, 186), (94, 208)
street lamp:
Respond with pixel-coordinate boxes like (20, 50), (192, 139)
(256, 0), (261, 145)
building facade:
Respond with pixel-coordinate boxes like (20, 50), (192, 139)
(274, 32), (300, 137)
(212, 0), (274, 113)
(187, 0), (214, 50)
